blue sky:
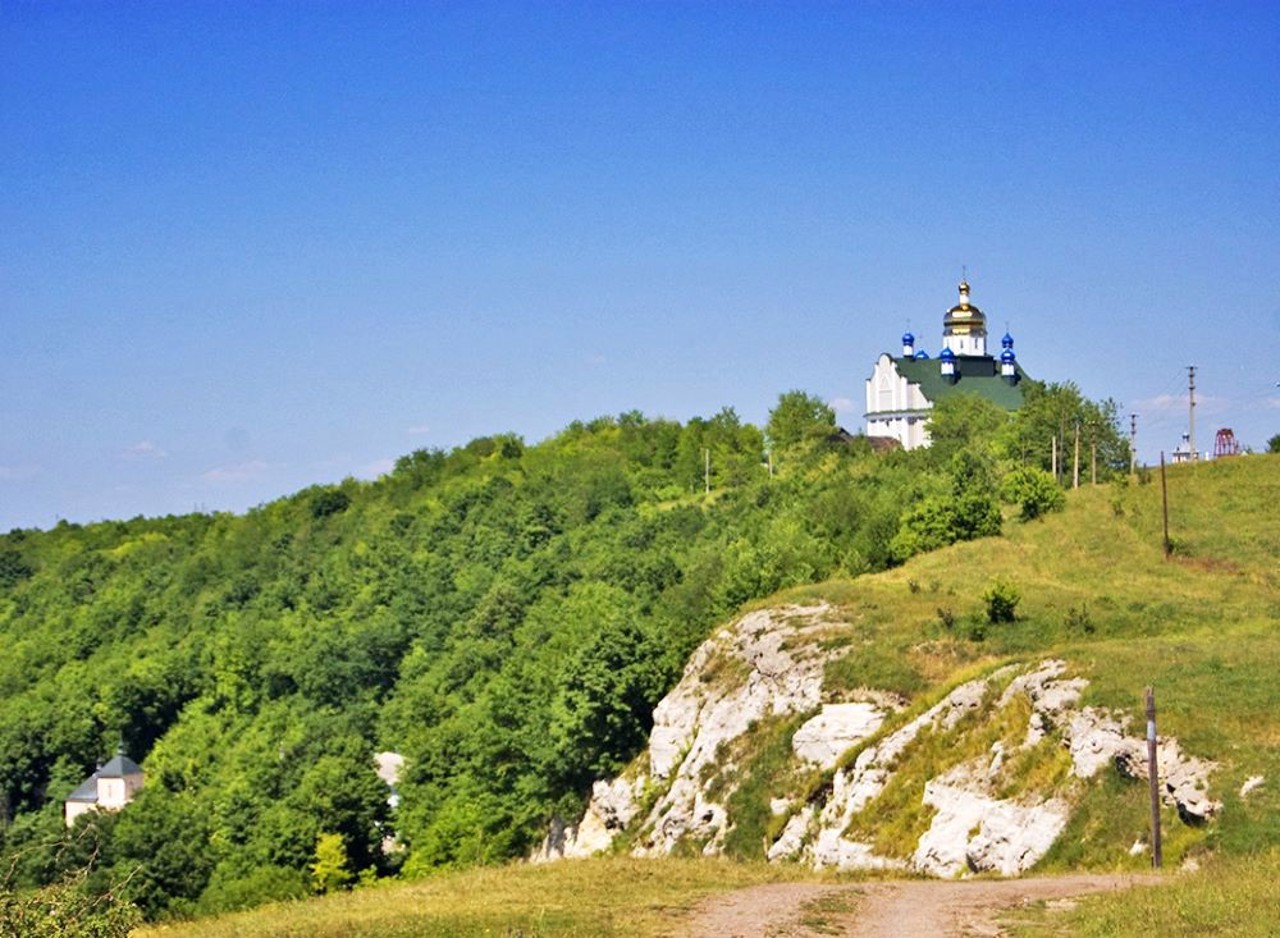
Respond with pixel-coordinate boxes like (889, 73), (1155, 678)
(3, 1), (1278, 530)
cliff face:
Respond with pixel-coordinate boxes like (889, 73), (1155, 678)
(537, 604), (1221, 875)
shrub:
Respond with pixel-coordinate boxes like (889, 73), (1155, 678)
(1000, 466), (1065, 521)
(0, 873), (140, 938)
(983, 579), (1020, 624)
(1066, 604), (1096, 634)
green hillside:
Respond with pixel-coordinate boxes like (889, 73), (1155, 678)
(7, 384), (1274, 935)
(787, 454), (1280, 867)
(135, 453), (1280, 938)
(2, 394), (997, 924)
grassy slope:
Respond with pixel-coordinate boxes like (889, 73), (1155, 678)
(143, 455), (1280, 936)
(137, 857), (830, 937)
(794, 455), (1280, 868)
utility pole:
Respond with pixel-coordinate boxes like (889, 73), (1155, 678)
(1073, 423), (1080, 489)
(1146, 686), (1163, 869)
(1188, 365), (1197, 463)
(1160, 453), (1171, 558)
(1129, 414), (1138, 475)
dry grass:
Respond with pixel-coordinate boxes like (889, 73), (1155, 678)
(136, 857), (828, 938)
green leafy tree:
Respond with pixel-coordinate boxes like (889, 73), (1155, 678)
(111, 789), (215, 918)
(1001, 382), (1129, 479)
(925, 394), (1010, 465)
(983, 579), (1021, 623)
(1, 872), (140, 938)
(1268, 433), (1280, 454)
(765, 390), (836, 451)
(550, 619), (668, 791)
(310, 832), (353, 894)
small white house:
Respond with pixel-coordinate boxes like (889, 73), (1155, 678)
(64, 747), (144, 827)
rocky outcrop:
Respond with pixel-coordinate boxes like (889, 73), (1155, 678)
(546, 609), (1225, 878)
(533, 774), (645, 862)
(633, 603), (857, 856)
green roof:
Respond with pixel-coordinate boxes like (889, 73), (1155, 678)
(893, 355), (1029, 411)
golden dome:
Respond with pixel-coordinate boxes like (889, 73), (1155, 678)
(944, 279), (986, 334)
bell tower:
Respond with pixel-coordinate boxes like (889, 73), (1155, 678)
(941, 279), (988, 357)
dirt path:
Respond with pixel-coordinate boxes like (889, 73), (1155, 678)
(681, 874), (1159, 937)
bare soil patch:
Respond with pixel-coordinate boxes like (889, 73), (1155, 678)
(680, 873), (1159, 937)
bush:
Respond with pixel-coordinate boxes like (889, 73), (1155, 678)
(1000, 466), (1065, 521)
(0, 873), (140, 938)
(1066, 604), (1095, 634)
(983, 579), (1020, 624)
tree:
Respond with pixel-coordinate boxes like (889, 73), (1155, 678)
(1, 872), (140, 938)
(310, 832), (353, 894)
(1268, 433), (1280, 454)
(1001, 382), (1129, 479)
(925, 395), (1010, 465)
(110, 789), (215, 918)
(765, 390), (836, 451)
(550, 619), (667, 791)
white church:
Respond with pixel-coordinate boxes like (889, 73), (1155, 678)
(864, 279), (1028, 449)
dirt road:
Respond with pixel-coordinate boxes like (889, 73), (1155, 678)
(681, 874), (1158, 937)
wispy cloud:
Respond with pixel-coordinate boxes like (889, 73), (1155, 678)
(1133, 392), (1229, 415)
(354, 457), (396, 480)
(585, 352), (607, 366)
(1132, 393), (1184, 414)
(121, 440), (168, 460)
(0, 464), (39, 482)
(201, 459), (271, 483)
(829, 396), (857, 414)
(406, 424), (432, 436)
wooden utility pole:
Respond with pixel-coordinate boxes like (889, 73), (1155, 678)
(1129, 413), (1138, 475)
(1160, 453), (1171, 558)
(1073, 423), (1080, 489)
(1146, 686), (1163, 869)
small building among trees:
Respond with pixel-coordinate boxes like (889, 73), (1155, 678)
(63, 747), (144, 827)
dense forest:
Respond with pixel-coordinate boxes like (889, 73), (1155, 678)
(0, 384), (1126, 921)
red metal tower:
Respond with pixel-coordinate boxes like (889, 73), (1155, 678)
(1213, 428), (1240, 457)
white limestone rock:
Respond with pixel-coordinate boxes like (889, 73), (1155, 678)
(632, 604), (839, 857)
(533, 773), (646, 861)
(791, 703), (885, 770)
(1113, 737), (1222, 823)
(1065, 708), (1131, 778)
(767, 806), (813, 861)
(799, 675), (1002, 871)
(913, 763), (1070, 878)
